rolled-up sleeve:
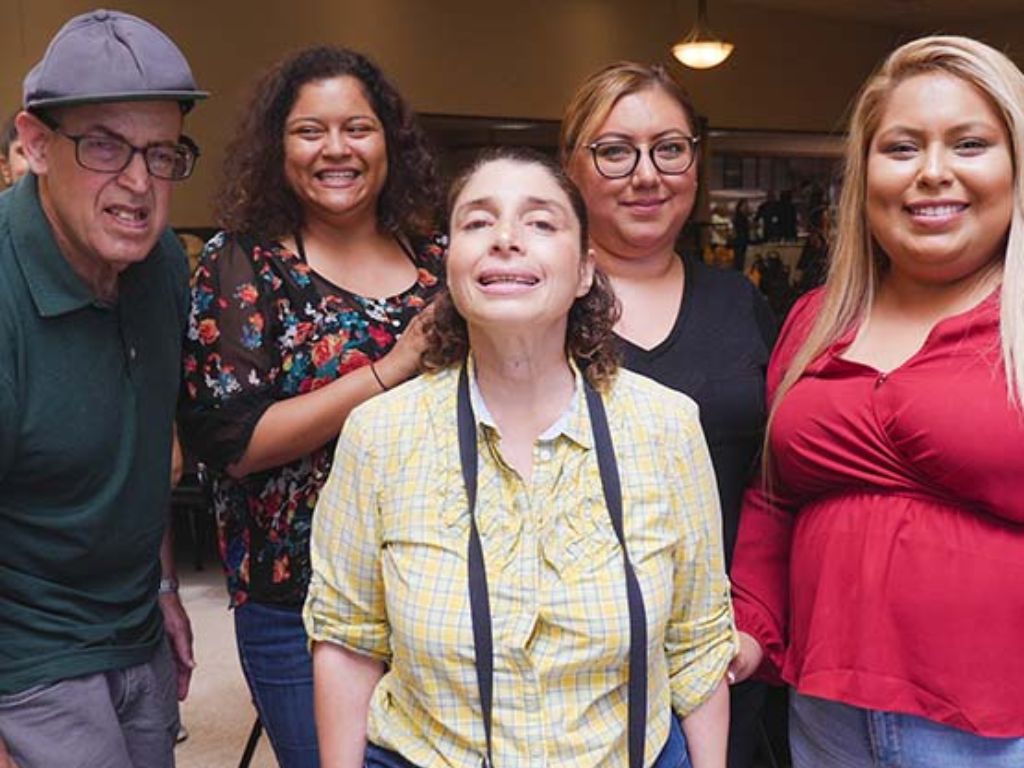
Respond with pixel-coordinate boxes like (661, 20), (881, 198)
(665, 409), (738, 716)
(303, 408), (390, 661)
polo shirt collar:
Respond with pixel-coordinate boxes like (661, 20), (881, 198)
(10, 174), (101, 317)
(466, 356), (593, 449)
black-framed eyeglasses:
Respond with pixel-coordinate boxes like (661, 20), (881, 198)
(52, 128), (200, 181)
(586, 136), (700, 179)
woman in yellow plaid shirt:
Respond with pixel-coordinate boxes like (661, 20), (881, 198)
(304, 148), (737, 768)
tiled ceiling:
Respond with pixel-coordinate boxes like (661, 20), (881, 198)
(731, 0), (1023, 26)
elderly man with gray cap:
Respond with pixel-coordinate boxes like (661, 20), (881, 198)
(0, 10), (206, 767)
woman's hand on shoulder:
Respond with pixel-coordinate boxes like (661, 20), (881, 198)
(375, 302), (436, 388)
(728, 631), (764, 685)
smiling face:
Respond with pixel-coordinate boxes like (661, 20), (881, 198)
(448, 158), (594, 339)
(283, 75), (388, 228)
(19, 100), (182, 275)
(866, 72), (1014, 287)
(570, 86), (698, 259)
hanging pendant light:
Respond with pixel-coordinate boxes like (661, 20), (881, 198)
(672, 0), (734, 70)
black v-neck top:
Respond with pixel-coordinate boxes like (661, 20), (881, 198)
(620, 254), (777, 568)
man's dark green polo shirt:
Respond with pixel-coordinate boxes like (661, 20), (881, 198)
(0, 176), (188, 695)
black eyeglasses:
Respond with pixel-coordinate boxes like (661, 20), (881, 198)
(586, 136), (700, 179)
(52, 128), (200, 181)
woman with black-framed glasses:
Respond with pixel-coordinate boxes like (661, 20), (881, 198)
(561, 62), (782, 768)
(586, 135), (700, 179)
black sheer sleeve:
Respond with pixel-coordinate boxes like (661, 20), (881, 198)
(178, 232), (280, 471)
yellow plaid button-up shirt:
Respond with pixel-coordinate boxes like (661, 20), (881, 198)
(304, 366), (736, 767)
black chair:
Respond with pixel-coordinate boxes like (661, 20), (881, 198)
(170, 470), (214, 571)
(238, 717), (263, 768)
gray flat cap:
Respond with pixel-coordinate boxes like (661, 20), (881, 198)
(23, 9), (208, 112)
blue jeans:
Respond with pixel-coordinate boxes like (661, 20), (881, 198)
(790, 690), (1024, 768)
(234, 600), (319, 768)
(365, 711), (691, 767)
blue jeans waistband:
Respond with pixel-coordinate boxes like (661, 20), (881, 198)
(364, 711), (690, 767)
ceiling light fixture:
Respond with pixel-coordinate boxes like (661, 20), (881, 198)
(672, 0), (734, 70)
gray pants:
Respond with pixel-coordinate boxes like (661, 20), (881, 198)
(0, 639), (179, 768)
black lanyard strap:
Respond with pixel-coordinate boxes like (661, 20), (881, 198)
(457, 365), (495, 767)
(456, 365), (647, 768)
(584, 380), (649, 768)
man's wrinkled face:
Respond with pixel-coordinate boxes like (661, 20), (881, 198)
(21, 100), (183, 274)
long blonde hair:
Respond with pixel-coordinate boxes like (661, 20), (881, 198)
(771, 35), (1024, 429)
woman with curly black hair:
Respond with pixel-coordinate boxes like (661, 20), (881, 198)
(177, 46), (444, 767)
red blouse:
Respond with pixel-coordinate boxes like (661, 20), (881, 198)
(731, 288), (1024, 737)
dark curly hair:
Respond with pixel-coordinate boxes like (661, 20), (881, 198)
(215, 46), (440, 238)
(422, 147), (621, 390)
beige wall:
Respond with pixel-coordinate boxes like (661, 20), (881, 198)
(1, 1), (1021, 225)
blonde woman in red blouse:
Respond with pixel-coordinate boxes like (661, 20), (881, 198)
(729, 36), (1024, 766)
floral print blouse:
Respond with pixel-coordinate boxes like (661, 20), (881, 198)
(178, 231), (444, 607)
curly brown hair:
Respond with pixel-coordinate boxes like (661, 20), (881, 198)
(214, 46), (440, 238)
(422, 147), (621, 390)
